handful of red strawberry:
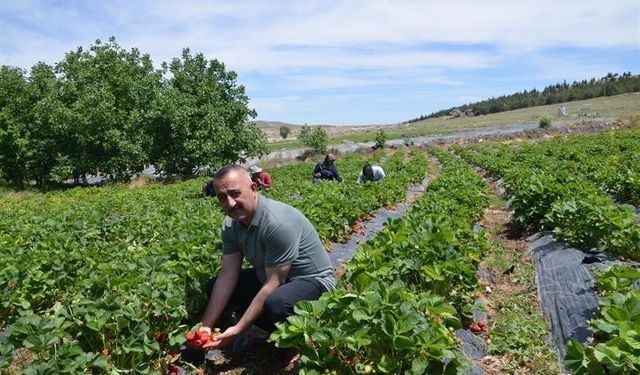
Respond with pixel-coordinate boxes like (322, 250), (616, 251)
(470, 319), (488, 334)
(185, 328), (221, 349)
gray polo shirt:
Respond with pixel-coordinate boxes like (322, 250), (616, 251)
(221, 195), (336, 292)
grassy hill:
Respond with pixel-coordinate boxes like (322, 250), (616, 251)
(263, 92), (640, 151)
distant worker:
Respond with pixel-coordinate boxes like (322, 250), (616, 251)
(202, 179), (216, 197)
(312, 153), (342, 183)
(248, 165), (272, 190)
(357, 163), (385, 183)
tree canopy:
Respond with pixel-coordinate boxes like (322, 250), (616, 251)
(408, 72), (640, 123)
(0, 37), (264, 188)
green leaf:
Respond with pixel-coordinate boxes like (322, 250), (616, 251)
(564, 339), (588, 373)
(392, 335), (414, 350)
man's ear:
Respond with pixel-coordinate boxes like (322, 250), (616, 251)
(250, 181), (258, 192)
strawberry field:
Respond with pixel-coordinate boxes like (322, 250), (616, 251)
(0, 150), (429, 373)
(1, 126), (639, 374)
(453, 126), (640, 373)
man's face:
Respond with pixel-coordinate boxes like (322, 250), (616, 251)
(213, 169), (258, 225)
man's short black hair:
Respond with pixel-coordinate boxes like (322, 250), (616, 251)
(362, 163), (374, 181)
(202, 179), (216, 197)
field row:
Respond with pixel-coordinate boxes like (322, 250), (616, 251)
(453, 128), (640, 260)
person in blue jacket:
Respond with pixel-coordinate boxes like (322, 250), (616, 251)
(312, 153), (342, 182)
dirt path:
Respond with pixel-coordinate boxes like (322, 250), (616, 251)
(471, 177), (562, 374)
(258, 118), (621, 164)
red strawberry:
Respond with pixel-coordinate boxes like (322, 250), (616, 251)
(470, 324), (481, 334)
(186, 332), (196, 341)
(192, 338), (204, 348)
(168, 363), (181, 375)
(477, 320), (488, 330)
(168, 364), (180, 371)
(102, 348), (112, 356)
(196, 331), (210, 341)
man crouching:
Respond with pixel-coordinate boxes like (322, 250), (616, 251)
(198, 165), (336, 356)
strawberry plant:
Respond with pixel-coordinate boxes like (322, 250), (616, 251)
(272, 147), (490, 373)
(564, 265), (640, 374)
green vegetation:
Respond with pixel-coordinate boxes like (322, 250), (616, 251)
(298, 126), (328, 154)
(538, 115), (552, 129)
(410, 72), (640, 121)
(0, 37), (264, 189)
(374, 129), (387, 149)
(454, 127), (640, 260)
(266, 92), (640, 152)
(565, 265), (640, 374)
(279, 125), (291, 139)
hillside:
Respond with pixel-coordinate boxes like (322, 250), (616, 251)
(261, 92), (640, 148)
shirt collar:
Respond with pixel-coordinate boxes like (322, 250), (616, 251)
(248, 194), (265, 228)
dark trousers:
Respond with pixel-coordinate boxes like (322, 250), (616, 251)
(206, 268), (326, 332)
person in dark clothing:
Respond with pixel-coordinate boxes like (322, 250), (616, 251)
(312, 153), (342, 182)
(202, 179), (216, 197)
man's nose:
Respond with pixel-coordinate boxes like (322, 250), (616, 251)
(224, 195), (236, 209)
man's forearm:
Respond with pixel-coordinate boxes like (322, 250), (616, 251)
(234, 282), (279, 333)
(201, 276), (235, 328)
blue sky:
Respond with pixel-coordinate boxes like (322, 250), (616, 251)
(1, 0), (639, 125)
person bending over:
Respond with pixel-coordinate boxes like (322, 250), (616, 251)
(357, 163), (385, 183)
(248, 165), (272, 190)
(312, 153), (342, 182)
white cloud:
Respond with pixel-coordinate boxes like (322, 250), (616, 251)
(0, 0), (638, 124)
(3, 0), (638, 71)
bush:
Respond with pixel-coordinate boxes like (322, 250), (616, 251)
(539, 115), (552, 129)
(374, 129), (387, 149)
(279, 125), (291, 139)
(299, 126), (328, 154)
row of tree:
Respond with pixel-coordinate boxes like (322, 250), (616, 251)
(409, 72), (640, 122)
(0, 37), (265, 188)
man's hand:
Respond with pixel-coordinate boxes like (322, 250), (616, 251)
(185, 326), (223, 350)
(202, 325), (241, 350)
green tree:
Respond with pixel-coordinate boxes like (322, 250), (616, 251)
(298, 125), (311, 142)
(0, 63), (67, 188)
(25, 62), (68, 185)
(299, 126), (328, 154)
(150, 48), (264, 175)
(374, 129), (387, 149)
(0, 66), (30, 188)
(55, 37), (161, 181)
(279, 125), (291, 139)
(539, 115), (552, 129)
